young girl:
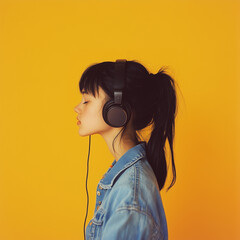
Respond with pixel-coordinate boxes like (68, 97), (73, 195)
(74, 59), (178, 240)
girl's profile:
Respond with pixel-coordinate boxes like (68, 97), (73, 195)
(74, 59), (178, 240)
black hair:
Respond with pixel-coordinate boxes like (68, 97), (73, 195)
(79, 60), (179, 192)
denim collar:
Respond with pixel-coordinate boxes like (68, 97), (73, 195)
(99, 141), (147, 189)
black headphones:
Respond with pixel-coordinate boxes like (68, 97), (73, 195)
(102, 59), (132, 128)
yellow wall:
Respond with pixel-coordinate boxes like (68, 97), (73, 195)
(0, 0), (239, 239)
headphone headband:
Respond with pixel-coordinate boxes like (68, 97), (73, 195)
(114, 59), (126, 90)
(113, 59), (126, 105)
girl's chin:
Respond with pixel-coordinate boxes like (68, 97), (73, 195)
(78, 129), (94, 137)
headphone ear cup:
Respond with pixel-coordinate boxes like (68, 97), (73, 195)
(102, 100), (131, 127)
(122, 101), (132, 125)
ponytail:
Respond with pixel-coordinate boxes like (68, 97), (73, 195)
(145, 68), (177, 192)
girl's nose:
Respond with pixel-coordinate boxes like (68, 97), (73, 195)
(74, 104), (80, 113)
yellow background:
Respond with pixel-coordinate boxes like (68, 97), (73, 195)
(0, 0), (239, 239)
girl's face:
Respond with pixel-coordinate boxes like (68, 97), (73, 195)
(74, 87), (112, 137)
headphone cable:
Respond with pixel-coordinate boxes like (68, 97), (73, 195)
(83, 134), (91, 240)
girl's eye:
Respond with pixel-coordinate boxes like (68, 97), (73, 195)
(83, 101), (88, 104)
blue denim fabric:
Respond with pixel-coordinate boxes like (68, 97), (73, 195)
(85, 141), (168, 240)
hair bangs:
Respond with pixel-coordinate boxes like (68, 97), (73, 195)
(79, 64), (102, 98)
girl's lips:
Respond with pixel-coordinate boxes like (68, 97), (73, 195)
(76, 117), (81, 125)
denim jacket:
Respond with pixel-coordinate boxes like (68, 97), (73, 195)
(85, 141), (168, 240)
